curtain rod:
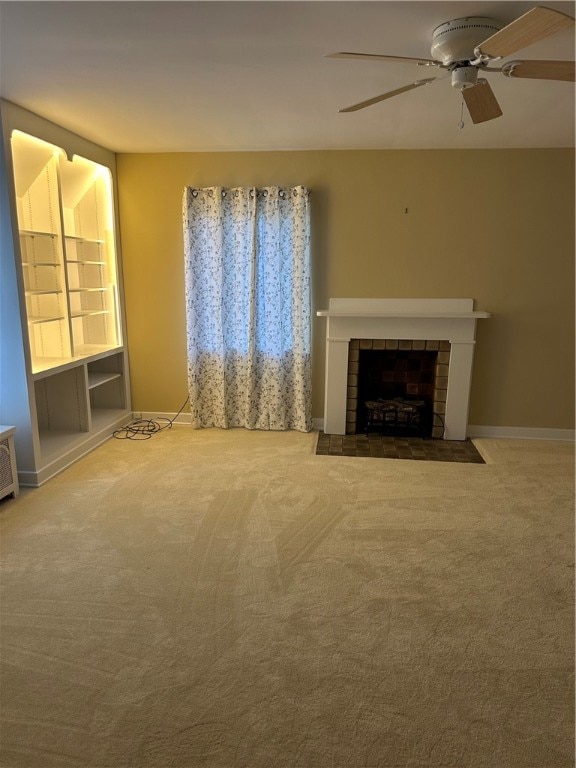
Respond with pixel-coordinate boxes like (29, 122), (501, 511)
(187, 186), (310, 199)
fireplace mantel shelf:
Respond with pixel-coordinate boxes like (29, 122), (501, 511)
(317, 310), (491, 319)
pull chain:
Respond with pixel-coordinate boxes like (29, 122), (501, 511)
(458, 95), (465, 130)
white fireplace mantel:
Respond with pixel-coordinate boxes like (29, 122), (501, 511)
(316, 298), (490, 440)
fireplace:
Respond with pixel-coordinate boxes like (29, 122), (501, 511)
(348, 339), (450, 438)
(317, 299), (490, 440)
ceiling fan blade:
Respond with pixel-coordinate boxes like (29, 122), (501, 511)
(502, 59), (575, 81)
(463, 80), (503, 124)
(327, 52), (440, 67)
(339, 78), (436, 113)
(476, 6), (575, 60)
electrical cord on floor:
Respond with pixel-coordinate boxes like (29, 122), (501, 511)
(113, 396), (191, 440)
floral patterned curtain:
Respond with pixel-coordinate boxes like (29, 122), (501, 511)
(183, 186), (312, 431)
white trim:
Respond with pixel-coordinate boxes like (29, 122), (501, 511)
(19, 411), (132, 486)
(132, 414), (574, 442)
(318, 298), (489, 439)
(134, 411), (192, 426)
(319, 311), (490, 319)
(323, 298), (481, 314)
(136, 413), (327, 432)
(468, 425), (575, 442)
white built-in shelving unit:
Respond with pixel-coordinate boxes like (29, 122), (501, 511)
(0, 101), (131, 486)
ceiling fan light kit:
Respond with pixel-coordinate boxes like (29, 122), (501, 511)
(450, 66), (479, 90)
(329, 5), (575, 125)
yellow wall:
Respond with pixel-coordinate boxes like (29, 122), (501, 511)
(116, 149), (575, 430)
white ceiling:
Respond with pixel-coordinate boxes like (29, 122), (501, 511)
(0, 1), (574, 152)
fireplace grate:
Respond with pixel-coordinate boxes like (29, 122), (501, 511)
(364, 397), (426, 434)
(365, 397), (428, 437)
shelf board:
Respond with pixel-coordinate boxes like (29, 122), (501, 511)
(22, 261), (60, 267)
(32, 356), (75, 375)
(73, 343), (120, 357)
(38, 428), (89, 460)
(69, 287), (107, 293)
(65, 235), (104, 244)
(31, 346), (123, 378)
(71, 310), (108, 318)
(90, 408), (130, 433)
(25, 289), (63, 295)
(66, 260), (106, 265)
(88, 372), (121, 389)
(28, 315), (66, 325)
(20, 229), (58, 238)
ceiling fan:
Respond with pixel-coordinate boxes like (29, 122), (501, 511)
(328, 6), (575, 124)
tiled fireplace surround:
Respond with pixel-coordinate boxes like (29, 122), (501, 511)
(346, 337), (451, 438)
(317, 299), (490, 441)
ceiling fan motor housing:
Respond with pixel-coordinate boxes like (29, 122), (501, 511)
(431, 17), (503, 65)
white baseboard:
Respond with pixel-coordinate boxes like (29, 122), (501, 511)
(467, 425), (575, 442)
(133, 414), (574, 442)
(133, 411), (192, 426)
(135, 413), (325, 430)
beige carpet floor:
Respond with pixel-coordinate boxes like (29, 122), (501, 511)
(0, 429), (574, 768)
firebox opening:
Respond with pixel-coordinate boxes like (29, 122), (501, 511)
(357, 349), (437, 437)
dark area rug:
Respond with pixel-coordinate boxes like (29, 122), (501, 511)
(316, 432), (485, 463)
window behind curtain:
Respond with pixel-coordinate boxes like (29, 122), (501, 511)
(183, 186), (311, 432)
